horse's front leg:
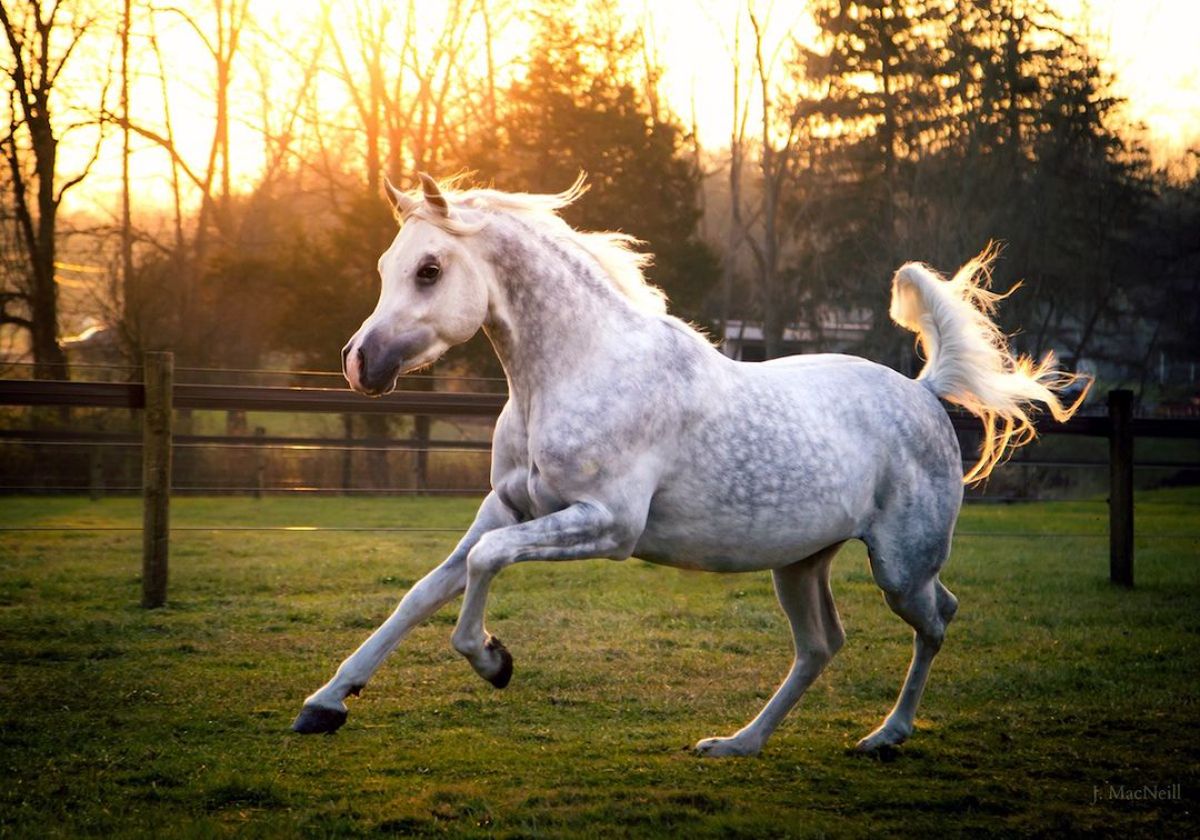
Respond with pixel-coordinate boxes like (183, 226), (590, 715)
(450, 501), (630, 684)
(292, 492), (517, 734)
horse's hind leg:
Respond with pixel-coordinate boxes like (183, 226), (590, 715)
(695, 543), (846, 758)
(856, 528), (958, 752)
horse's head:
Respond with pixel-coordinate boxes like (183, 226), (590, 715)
(343, 174), (490, 396)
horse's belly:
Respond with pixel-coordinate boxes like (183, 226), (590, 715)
(628, 360), (958, 572)
(633, 497), (857, 572)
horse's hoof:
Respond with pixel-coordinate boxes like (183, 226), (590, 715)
(694, 735), (761, 758)
(485, 636), (513, 689)
(291, 704), (348, 734)
(854, 723), (908, 754)
(851, 741), (902, 762)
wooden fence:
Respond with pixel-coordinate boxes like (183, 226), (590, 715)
(2, 352), (1197, 604)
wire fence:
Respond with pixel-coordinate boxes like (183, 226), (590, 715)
(3, 423), (1192, 502)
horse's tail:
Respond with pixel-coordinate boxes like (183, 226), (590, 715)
(888, 244), (1091, 483)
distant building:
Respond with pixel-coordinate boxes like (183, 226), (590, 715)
(61, 322), (122, 367)
(719, 308), (873, 361)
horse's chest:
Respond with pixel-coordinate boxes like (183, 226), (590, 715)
(498, 414), (631, 519)
(494, 459), (569, 521)
(524, 461), (572, 518)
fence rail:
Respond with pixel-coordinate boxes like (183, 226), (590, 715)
(0, 378), (508, 415)
(3, 352), (1198, 601)
(0, 429), (493, 451)
(3, 377), (1196, 437)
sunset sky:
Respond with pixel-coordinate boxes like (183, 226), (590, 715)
(656, 0), (1200, 156)
(55, 0), (1200, 215)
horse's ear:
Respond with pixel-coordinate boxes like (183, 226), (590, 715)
(383, 176), (416, 216)
(418, 172), (450, 217)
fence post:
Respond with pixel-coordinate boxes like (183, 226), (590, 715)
(254, 426), (266, 499)
(341, 413), (353, 495)
(142, 351), (173, 608)
(1108, 389), (1134, 588)
(88, 447), (103, 501)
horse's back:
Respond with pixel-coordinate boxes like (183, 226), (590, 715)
(736, 352), (962, 500)
(761, 352), (876, 371)
(724, 351), (956, 462)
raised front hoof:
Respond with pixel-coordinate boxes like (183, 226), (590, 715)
(853, 724), (909, 756)
(485, 636), (513, 689)
(694, 736), (761, 758)
(291, 704), (348, 735)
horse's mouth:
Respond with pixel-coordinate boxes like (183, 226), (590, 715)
(355, 355), (434, 396)
(355, 372), (400, 398)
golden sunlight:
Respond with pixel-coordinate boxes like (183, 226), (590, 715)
(55, 0), (1200, 217)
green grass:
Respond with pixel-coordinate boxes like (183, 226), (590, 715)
(0, 491), (1197, 837)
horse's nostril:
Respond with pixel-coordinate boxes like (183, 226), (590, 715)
(356, 347), (367, 378)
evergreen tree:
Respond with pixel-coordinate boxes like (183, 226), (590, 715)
(472, 2), (718, 319)
(781, 0), (1155, 371)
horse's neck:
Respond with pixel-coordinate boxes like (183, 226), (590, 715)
(483, 220), (640, 401)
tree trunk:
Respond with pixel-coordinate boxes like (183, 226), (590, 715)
(121, 0), (134, 356)
(761, 174), (784, 360)
(30, 111), (67, 380)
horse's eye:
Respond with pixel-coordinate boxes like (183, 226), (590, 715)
(416, 261), (441, 286)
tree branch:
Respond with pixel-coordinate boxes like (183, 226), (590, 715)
(152, 5), (217, 59)
(1, 106), (40, 281)
(101, 110), (208, 192)
(0, 291), (33, 330)
(46, 14), (96, 88)
(54, 68), (111, 205)
(0, 4), (36, 120)
(53, 124), (103, 204)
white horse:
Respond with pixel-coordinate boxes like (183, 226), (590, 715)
(292, 174), (1085, 755)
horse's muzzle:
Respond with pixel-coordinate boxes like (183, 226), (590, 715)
(346, 327), (434, 396)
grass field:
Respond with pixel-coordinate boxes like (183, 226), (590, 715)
(1, 491), (1197, 837)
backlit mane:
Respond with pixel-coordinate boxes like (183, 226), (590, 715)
(401, 175), (669, 316)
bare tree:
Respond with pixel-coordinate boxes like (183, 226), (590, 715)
(321, 0), (404, 194)
(1, 0), (108, 378)
(315, 0), (504, 186)
(246, 15), (326, 192)
(155, 0), (248, 246)
(718, 6), (754, 340)
(720, 2), (809, 359)
(97, 0), (257, 363)
(119, 0), (132, 348)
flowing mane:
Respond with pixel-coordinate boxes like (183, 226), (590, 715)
(399, 175), (669, 316)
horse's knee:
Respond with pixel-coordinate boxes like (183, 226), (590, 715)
(466, 533), (507, 578)
(936, 581), (959, 624)
(882, 585), (947, 649)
